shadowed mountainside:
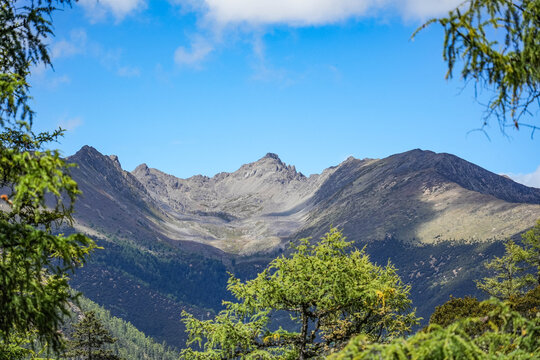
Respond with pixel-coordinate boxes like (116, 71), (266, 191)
(65, 146), (540, 348)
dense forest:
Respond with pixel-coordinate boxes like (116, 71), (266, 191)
(64, 296), (181, 360)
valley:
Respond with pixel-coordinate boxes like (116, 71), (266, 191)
(64, 146), (540, 349)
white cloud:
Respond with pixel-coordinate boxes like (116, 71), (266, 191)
(174, 37), (213, 67)
(397, 0), (464, 19)
(174, 0), (463, 26)
(509, 166), (540, 189)
(51, 29), (87, 59)
(79, 0), (146, 22)
(58, 117), (83, 132)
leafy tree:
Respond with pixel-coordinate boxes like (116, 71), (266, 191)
(428, 290), (540, 337)
(1, 0), (74, 127)
(66, 311), (122, 360)
(0, 111), (96, 352)
(181, 228), (418, 360)
(330, 299), (540, 360)
(0, 330), (60, 360)
(1, 0), (96, 352)
(428, 296), (496, 337)
(508, 285), (540, 319)
(475, 240), (535, 299)
(522, 219), (540, 285)
(0, 333), (34, 360)
(414, 0), (540, 132)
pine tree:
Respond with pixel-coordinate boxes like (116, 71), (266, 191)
(414, 0), (540, 132)
(1, 0), (96, 351)
(522, 219), (540, 285)
(66, 312), (122, 360)
(475, 240), (535, 299)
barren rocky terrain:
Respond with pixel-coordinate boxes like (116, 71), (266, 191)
(69, 146), (540, 255)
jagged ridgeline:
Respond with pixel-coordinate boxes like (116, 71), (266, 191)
(66, 146), (540, 348)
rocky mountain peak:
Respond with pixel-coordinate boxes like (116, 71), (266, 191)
(133, 163), (150, 177)
(67, 145), (540, 256)
(263, 153), (281, 161)
(234, 153), (305, 182)
(387, 149), (540, 204)
(70, 145), (100, 159)
(68, 145), (120, 173)
(109, 155), (122, 170)
(253, 152), (285, 167)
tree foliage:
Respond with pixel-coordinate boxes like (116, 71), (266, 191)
(0, 332), (36, 360)
(521, 219), (540, 285)
(475, 240), (535, 299)
(415, 0), (540, 132)
(68, 295), (180, 360)
(330, 299), (540, 360)
(66, 311), (122, 360)
(508, 285), (540, 319)
(0, 116), (96, 352)
(1, 0), (73, 127)
(0, 330), (60, 360)
(475, 220), (540, 300)
(0, 0), (96, 352)
(181, 228), (418, 360)
(428, 296), (496, 337)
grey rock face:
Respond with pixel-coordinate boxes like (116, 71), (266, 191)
(69, 147), (540, 255)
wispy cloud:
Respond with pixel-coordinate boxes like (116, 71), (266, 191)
(399, 0), (465, 19)
(173, 0), (462, 27)
(508, 166), (540, 189)
(78, 0), (147, 22)
(47, 29), (141, 77)
(249, 35), (295, 85)
(169, 0), (462, 75)
(174, 36), (214, 67)
(51, 29), (88, 59)
(58, 117), (84, 132)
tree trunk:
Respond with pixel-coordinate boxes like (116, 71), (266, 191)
(299, 305), (309, 360)
(88, 332), (92, 360)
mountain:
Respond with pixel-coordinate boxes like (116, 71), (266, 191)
(129, 148), (539, 253)
(298, 149), (540, 244)
(65, 146), (540, 348)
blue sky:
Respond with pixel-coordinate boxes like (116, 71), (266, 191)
(29, 0), (539, 187)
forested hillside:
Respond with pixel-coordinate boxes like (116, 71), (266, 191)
(64, 295), (181, 360)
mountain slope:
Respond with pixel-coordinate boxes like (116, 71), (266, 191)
(65, 146), (540, 348)
(128, 148), (540, 252)
(69, 146), (540, 255)
(298, 150), (540, 243)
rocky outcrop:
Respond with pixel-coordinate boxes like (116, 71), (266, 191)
(69, 146), (540, 254)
